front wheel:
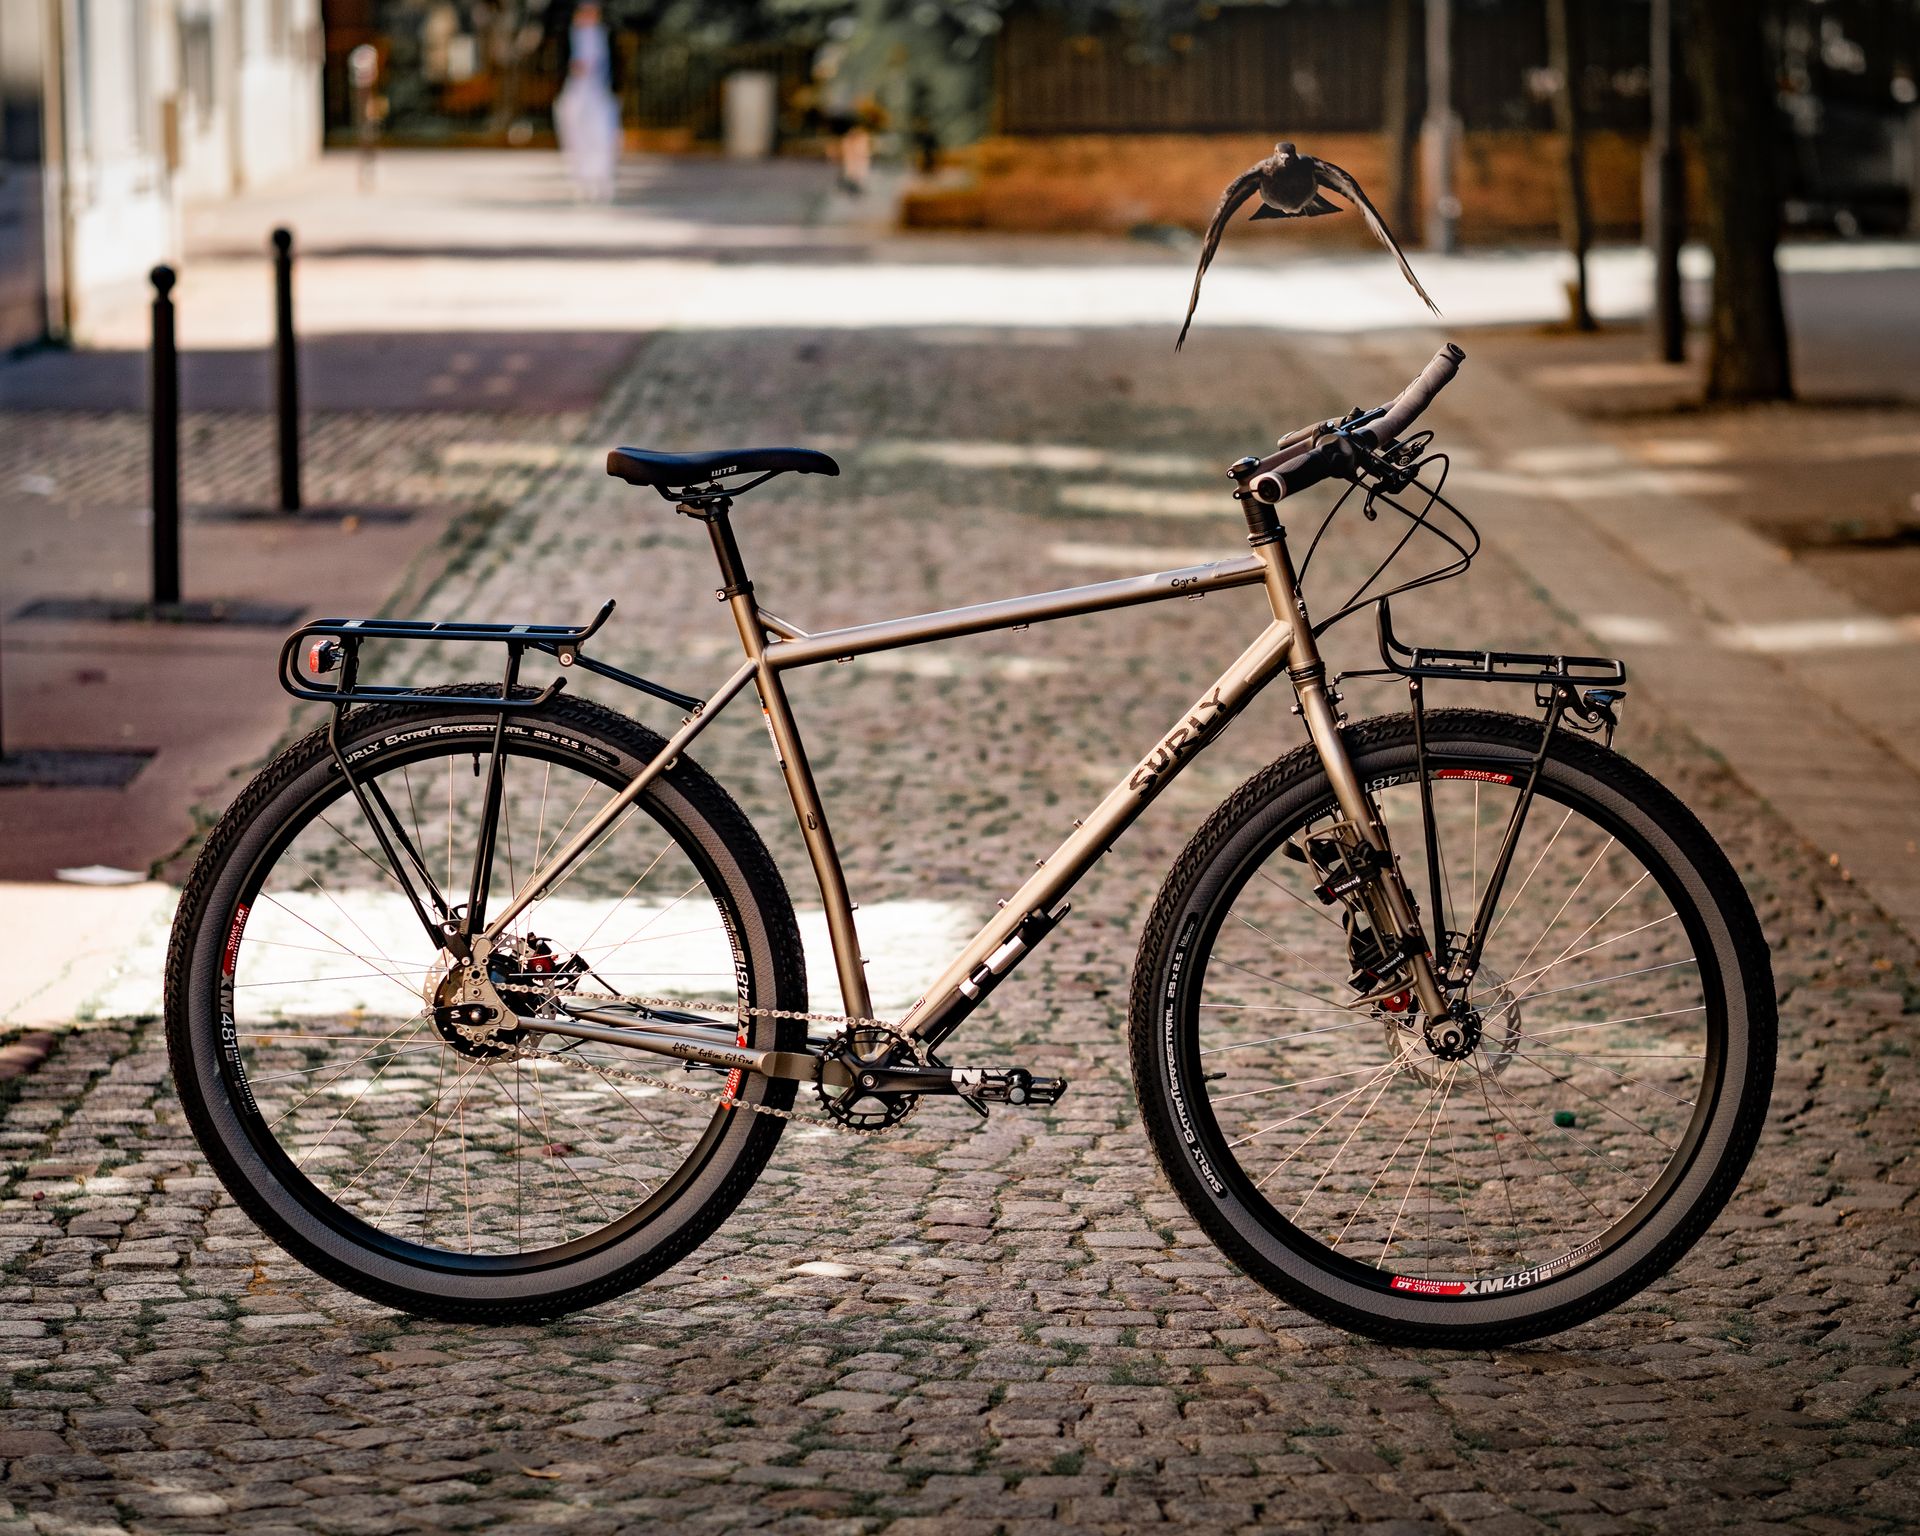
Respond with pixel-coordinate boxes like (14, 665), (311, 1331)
(165, 689), (806, 1322)
(1129, 709), (1774, 1347)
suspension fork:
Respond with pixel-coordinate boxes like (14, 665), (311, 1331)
(1251, 518), (1452, 1024)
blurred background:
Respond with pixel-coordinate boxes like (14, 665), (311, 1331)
(5, 0), (1920, 335)
(1, 0), (1918, 1023)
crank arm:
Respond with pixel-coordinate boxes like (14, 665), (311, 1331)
(860, 1062), (1070, 1106)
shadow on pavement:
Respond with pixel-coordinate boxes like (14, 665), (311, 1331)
(0, 331), (647, 415)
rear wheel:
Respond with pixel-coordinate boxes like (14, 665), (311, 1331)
(165, 690), (805, 1322)
(1129, 709), (1774, 1347)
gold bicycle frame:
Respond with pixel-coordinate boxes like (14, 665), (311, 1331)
(482, 493), (1452, 1048)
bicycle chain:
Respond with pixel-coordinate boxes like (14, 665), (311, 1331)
(496, 993), (914, 1136)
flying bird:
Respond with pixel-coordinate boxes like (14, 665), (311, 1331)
(1175, 141), (1441, 350)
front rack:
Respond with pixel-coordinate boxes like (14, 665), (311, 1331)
(1350, 598), (1627, 688)
(277, 599), (703, 713)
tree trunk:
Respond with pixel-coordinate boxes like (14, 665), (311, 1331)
(1546, 0), (1595, 330)
(1648, 0), (1685, 361)
(1383, 0), (1419, 238)
(1688, 0), (1792, 400)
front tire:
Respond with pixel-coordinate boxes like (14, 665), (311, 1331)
(1128, 709), (1774, 1347)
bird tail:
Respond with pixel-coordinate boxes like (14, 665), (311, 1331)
(1250, 193), (1341, 220)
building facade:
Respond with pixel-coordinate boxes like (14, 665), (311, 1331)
(0, 0), (325, 351)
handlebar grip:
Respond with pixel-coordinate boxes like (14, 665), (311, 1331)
(1250, 436), (1354, 504)
(1247, 344), (1464, 504)
(1356, 342), (1464, 448)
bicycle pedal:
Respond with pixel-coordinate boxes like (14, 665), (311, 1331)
(952, 1067), (1069, 1107)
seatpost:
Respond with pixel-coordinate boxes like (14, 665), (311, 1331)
(688, 496), (754, 605)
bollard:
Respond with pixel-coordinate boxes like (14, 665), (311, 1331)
(272, 227), (301, 512)
(150, 265), (181, 608)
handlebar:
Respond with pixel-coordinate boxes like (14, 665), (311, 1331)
(1248, 343), (1464, 505)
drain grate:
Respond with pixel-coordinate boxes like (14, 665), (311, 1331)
(0, 748), (154, 789)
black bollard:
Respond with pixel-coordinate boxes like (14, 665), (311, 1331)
(150, 265), (181, 608)
(1648, 0), (1685, 364)
(272, 227), (301, 513)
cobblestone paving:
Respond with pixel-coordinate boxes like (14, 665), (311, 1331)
(0, 410), (589, 519)
(3, 328), (1917, 1534)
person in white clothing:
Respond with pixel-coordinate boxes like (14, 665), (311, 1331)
(555, 3), (620, 203)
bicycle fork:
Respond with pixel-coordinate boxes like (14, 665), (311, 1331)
(1248, 505), (1456, 1031)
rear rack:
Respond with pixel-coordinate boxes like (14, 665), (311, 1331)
(277, 599), (703, 713)
(1350, 598), (1627, 688)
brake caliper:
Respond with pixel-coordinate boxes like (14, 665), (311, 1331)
(1285, 824), (1411, 995)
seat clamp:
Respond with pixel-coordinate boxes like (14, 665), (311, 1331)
(717, 578), (754, 601)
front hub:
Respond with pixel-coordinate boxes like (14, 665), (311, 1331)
(1423, 1003), (1482, 1062)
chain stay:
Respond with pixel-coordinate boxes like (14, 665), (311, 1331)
(504, 992), (909, 1135)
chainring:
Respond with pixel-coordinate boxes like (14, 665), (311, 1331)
(814, 1024), (923, 1132)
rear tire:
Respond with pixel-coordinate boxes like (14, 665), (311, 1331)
(1128, 709), (1774, 1347)
(165, 690), (806, 1322)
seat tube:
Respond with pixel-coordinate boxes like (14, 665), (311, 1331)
(701, 503), (875, 1022)
(1252, 510), (1452, 1023)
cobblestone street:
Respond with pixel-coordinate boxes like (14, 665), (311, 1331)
(2, 303), (1917, 1535)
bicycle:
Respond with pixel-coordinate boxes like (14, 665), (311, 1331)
(165, 344), (1775, 1347)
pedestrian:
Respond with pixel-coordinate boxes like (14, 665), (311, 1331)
(812, 38), (869, 195)
(554, 1), (620, 203)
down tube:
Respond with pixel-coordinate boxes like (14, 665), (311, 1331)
(900, 618), (1296, 1044)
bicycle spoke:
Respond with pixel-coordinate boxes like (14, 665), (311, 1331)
(1482, 805), (1574, 948)
(1503, 1047), (1677, 1149)
(1252, 865), (1344, 931)
(248, 1043), (442, 1086)
(1507, 837), (1617, 982)
(1331, 1068), (1450, 1247)
(1212, 1059), (1404, 1104)
(312, 1036), (451, 1182)
(1484, 960), (1700, 1019)
(1229, 1060), (1401, 1151)
(1198, 1016), (1376, 1055)
(1514, 1038), (1699, 1107)
(1210, 955), (1369, 1017)
(264, 1015), (431, 1130)
(1378, 1065), (1459, 1265)
(1290, 1067), (1403, 1223)
(1231, 911), (1349, 989)
(1505, 910), (1679, 987)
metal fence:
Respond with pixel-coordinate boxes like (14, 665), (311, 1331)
(994, 1), (1658, 136)
(995, 0), (1920, 139)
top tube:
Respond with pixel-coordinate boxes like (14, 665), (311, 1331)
(765, 554), (1268, 670)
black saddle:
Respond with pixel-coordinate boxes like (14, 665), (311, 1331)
(606, 445), (840, 491)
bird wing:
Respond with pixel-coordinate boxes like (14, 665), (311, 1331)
(1305, 155), (1442, 316)
(1176, 166), (1264, 351)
